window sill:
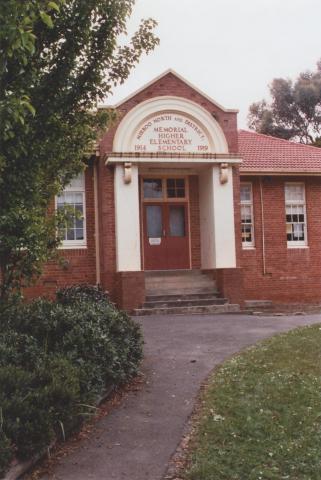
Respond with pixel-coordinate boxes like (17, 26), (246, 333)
(242, 246), (255, 250)
(58, 244), (87, 250)
(287, 245), (309, 249)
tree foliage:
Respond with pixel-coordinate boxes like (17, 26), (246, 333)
(248, 60), (321, 145)
(0, 0), (159, 299)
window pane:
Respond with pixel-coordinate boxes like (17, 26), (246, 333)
(143, 179), (163, 199)
(166, 179), (185, 198)
(240, 184), (251, 202)
(67, 229), (75, 240)
(75, 229), (84, 240)
(57, 195), (65, 206)
(74, 193), (83, 204)
(242, 225), (252, 242)
(169, 206), (185, 237)
(65, 192), (76, 203)
(67, 173), (85, 190)
(75, 217), (84, 229)
(285, 184), (304, 202)
(146, 206), (162, 237)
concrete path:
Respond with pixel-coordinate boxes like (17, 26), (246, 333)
(39, 313), (321, 480)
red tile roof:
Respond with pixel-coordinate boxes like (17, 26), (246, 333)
(238, 129), (321, 174)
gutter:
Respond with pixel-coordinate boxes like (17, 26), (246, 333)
(93, 153), (101, 285)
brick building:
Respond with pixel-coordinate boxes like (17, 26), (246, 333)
(27, 70), (321, 312)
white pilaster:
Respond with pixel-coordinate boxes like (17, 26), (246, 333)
(199, 166), (236, 269)
(114, 164), (141, 271)
(212, 165), (236, 268)
(199, 169), (216, 269)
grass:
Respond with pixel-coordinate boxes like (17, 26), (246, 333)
(184, 324), (321, 480)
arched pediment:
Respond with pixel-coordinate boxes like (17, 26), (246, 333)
(113, 96), (229, 154)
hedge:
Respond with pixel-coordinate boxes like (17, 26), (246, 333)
(0, 285), (143, 477)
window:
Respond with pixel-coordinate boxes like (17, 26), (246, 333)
(143, 179), (163, 199)
(142, 177), (187, 201)
(166, 179), (185, 198)
(56, 173), (86, 248)
(285, 183), (307, 247)
(240, 183), (254, 247)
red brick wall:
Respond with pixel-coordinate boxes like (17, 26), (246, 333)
(24, 167), (97, 299)
(240, 175), (321, 303)
(97, 161), (117, 298)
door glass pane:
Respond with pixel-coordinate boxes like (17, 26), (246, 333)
(169, 206), (185, 237)
(146, 206), (162, 237)
(143, 179), (163, 199)
(166, 178), (185, 198)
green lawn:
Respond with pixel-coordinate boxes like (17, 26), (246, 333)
(184, 324), (321, 480)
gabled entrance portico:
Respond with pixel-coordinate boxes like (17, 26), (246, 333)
(105, 92), (242, 309)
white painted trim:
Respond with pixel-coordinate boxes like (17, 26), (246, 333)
(58, 244), (87, 250)
(112, 96), (229, 154)
(106, 157), (241, 166)
(285, 182), (308, 248)
(55, 173), (87, 249)
(241, 171), (321, 176)
(93, 161), (101, 284)
(240, 182), (255, 248)
(99, 69), (238, 113)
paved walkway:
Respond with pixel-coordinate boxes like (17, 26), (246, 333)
(40, 313), (321, 480)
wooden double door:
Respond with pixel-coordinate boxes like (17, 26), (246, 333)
(141, 177), (190, 270)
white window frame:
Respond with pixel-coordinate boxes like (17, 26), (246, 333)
(285, 182), (308, 248)
(56, 173), (87, 249)
(240, 182), (255, 248)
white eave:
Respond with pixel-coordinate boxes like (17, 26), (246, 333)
(240, 169), (321, 176)
(105, 152), (242, 169)
(98, 69), (239, 114)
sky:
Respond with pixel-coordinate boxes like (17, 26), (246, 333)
(107, 0), (321, 128)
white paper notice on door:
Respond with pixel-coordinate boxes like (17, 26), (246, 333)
(149, 238), (161, 245)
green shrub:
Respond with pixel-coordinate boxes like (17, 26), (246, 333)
(0, 287), (143, 475)
(0, 366), (54, 460)
(56, 283), (110, 305)
(0, 430), (12, 478)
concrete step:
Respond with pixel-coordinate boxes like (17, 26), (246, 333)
(145, 282), (215, 293)
(140, 269), (228, 315)
(133, 304), (240, 316)
(143, 298), (228, 309)
(145, 271), (215, 283)
(145, 270), (209, 277)
(145, 287), (218, 296)
(244, 300), (274, 312)
(146, 292), (219, 302)
(146, 275), (215, 283)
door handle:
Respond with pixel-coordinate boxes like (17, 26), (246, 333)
(163, 229), (166, 237)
